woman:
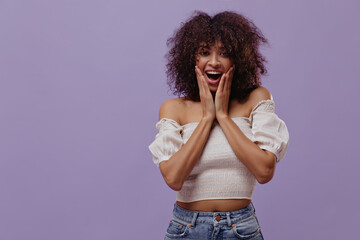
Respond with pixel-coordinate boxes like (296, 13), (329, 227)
(149, 11), (289, 240)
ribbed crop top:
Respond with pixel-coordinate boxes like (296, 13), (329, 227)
(148, 99), (289, 202)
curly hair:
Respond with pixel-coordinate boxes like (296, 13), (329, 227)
(166, 11), (268, 102)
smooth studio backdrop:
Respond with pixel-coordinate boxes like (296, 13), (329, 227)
(1, 0), (359, 239)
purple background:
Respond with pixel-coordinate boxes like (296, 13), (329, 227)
(1, 0), (359, 239)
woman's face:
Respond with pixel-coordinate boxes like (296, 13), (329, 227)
(196, 41), (233, 92)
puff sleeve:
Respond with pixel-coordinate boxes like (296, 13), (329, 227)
(148, 118), (184, 167)
(250, 100), (289, 162)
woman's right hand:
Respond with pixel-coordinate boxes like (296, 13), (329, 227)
(195, 66), (216, 122)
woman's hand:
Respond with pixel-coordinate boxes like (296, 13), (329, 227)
(195, 66), (216, 122)
(215, 65), (235, 120)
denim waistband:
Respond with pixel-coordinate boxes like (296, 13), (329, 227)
(172, 202), (255, 227)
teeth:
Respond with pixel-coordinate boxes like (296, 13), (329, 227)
(206, 71), (222, 74)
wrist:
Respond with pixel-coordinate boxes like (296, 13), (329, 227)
(216, 113), (230, 123)
(201, 115), (215, 125)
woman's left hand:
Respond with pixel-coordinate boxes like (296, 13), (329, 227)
(215, 65), (235, 120)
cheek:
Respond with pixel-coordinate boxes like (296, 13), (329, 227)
(226, 62), (234, 71)
(195, 55), (201, 63)
(196, 60), (205, 69)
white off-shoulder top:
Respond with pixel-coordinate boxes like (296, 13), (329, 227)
(148, 99), (289, 202)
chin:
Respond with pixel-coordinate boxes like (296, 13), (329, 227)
(210, 89), (217, 93)
(208, 86), (218, 92)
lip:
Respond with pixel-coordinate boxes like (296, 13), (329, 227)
(204, 70), (223, 85)
(205, 69), (223, 73)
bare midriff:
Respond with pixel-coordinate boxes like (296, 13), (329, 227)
(176, 199), (251, 212)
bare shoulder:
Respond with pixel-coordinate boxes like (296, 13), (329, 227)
(158, 97), (186, 122)
(230, 87), (272, 117)
(248, 86), (272, 105)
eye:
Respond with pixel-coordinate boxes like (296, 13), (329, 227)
(220, 52), (229, 57)
(199, 51), (209, 56)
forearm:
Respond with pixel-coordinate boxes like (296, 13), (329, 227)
(159, 117), (213, 191)
(217, 116), (276, 184)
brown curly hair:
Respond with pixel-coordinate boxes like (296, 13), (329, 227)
(166, 11), (268, 102)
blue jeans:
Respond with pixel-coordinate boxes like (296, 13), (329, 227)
(164, 202), (264, 240)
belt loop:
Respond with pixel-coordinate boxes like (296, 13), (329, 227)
(250, 202), (255, 213)
(226, 212), (231, 227)
(191, 212), (198, 227)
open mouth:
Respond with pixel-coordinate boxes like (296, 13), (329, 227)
(205, 71), (222, 84)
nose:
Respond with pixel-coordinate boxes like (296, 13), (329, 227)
(209, 53), (220, 68)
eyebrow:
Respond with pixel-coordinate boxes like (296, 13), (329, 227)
(198, 44), (209, 49)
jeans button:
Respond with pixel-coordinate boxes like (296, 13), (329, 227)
(216, 215), (221, 221)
